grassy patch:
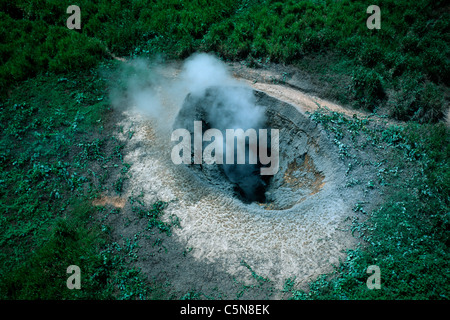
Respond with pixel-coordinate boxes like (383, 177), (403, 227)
(0, 65), (174, 299)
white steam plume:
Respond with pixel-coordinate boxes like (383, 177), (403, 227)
(109, 52), (265, 134)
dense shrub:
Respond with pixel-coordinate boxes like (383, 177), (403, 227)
(48, 32), (106, 73)
(390, 73), (446, 123)
(350, 66), (385, 111)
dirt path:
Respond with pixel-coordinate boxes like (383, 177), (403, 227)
(231, 63), (450, 128)
(230, 62), (366, 118)
(246, 79), (364, 117)
(227, 62), (411, 131)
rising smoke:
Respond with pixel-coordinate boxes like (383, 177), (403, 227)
(180, 54), (270, 202)
(180, 53), (266, 130)
(109, 53), (270, 202)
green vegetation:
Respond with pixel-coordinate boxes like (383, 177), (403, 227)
(0, 66), (174, 299)
(2, 0), (448, 121)
(1, 0), (448, 300)
(288, 108), (449, 299)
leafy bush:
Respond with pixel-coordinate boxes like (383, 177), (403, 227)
(350, 66), (385, 111)
(390, 73), (446, 123)
(49, 32), (106, 73)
